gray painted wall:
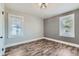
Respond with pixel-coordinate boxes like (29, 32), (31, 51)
(5, 9), (43, 45)
(44, 9), (79, 44)
(5, 8), (79, 46)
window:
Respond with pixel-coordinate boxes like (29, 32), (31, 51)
(8, 14), (24, 38)
(59, 14), (75, 37)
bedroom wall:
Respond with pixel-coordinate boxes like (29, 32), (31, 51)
(44, 9), (79, 44)
(5, 8), (44, 46)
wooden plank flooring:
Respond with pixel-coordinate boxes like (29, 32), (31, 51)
(5, 39), (79, 56)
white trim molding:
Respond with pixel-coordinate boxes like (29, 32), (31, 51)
(5, 37), (79, 48)
(44, 37), (79, 48)
(5, 37), (45, 48)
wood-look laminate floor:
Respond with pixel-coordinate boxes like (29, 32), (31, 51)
(5, 39), (79, 56)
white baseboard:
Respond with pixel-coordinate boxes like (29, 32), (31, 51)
(5, 37), (45, 48)
(5, 37), (79, 48)
(44, 37), (79, 48)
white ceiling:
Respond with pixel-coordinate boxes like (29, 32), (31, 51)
(5, 3), (79, 19)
